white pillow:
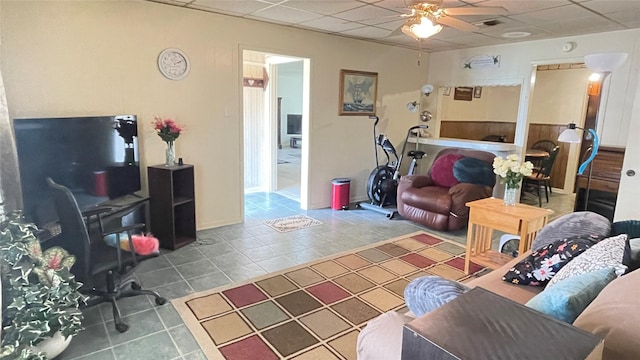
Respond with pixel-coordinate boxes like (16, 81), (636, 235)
(547, 234), (627, 288)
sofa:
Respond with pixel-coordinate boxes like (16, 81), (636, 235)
(357, 213), (640, 360)
(396, 148), (496, 231)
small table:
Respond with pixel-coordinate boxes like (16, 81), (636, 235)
(402, 288), (604, 360)
(464, 197), (553, 274)
(290, 136), (302, 148)
(525, 149), (549, 169)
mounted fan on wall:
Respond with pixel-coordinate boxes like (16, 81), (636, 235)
(397, 0), (507, 39)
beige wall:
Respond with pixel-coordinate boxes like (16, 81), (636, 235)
(529, 68), (590, 125)
(441, 85), (520, 122)
(0, 1), (428, 229)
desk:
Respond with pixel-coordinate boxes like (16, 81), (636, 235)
(464, 197), (553, 274)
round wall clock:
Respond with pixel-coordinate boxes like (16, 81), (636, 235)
(158, 48), (190, 80)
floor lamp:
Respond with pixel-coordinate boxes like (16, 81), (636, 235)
(562, 52), (628, 211)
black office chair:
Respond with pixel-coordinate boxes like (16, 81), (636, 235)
(46, 177), (166, 333)
(522, 146), (560, 207)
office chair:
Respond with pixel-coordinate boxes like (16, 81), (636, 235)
(522, 146), (560, 207)
(46, 177), (166, 333)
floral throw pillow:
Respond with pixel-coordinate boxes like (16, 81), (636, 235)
(546, 234), (628, 288)
(502, 234), (604, 286)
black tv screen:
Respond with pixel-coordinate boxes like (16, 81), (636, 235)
(13, 115), (141, 226)
(287, 114), (302, 135)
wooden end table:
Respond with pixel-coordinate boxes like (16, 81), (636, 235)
(464, 197), (553, 274)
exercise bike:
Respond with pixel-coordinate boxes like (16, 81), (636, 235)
(358, 115), (428, 218)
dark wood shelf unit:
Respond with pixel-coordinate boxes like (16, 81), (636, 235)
(574, 146), (625, 221)
(148, 164), (196, 250)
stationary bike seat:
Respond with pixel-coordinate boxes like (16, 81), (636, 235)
(407, 150), (425, 159)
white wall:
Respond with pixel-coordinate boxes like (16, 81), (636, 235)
(277, 61), (303, 145)
(0, 1), (428, 229)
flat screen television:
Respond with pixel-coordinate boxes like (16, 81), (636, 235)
(13, 115), (141, 227)
(287, 114), (302, 135)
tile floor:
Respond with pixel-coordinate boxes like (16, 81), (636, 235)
(59, 191), (575, 360)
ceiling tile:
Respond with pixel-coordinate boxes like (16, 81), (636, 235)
(298, 16), (367, 33)
(191, 0), (273, 15)
(333, 4), (403, 21)
(253, 4), (323, 23)
(579, 0), (640, 15)
(477, 0), (571, 15)
(536, 16), (626, 35)
(282, 1), (364, 16)
(509, 4), (595, 25)
(340, 25), (395, 38)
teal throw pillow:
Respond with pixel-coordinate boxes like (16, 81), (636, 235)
(525, 267), (617, 323)
(452, 157), (495, 187)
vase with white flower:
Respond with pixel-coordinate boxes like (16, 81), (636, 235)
(492, 154), (534, 206)
(152, 117), (184, 166)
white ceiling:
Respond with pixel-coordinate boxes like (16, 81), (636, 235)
(147, 0), (640, 52)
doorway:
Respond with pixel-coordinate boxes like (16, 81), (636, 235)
(242, 50), (309, 210)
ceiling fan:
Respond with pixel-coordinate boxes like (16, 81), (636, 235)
(395, 0), (508, 40)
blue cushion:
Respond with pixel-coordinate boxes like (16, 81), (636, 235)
(525, 267), (617, 323)
(452, 157), (495, 187)
(404, 276), (470, 317)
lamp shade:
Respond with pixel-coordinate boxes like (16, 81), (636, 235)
(421, 84), (434, 95)
(584, 52), (628, 72)
(558, 128), (581, 143)
(402, 16), (442, 39)
(406, 101), (419, 112)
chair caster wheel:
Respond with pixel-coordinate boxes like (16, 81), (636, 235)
(156, 297), (167, 305)
(131, 282), (142, 290)
(115, 323), (129, 333)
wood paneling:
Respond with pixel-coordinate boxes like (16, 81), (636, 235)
(439, 121), (516, 143)
(525, 124), (569, 189)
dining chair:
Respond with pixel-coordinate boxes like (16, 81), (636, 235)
(522, 146), (560, 207)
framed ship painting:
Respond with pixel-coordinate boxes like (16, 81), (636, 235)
(339, 69), (378, 116)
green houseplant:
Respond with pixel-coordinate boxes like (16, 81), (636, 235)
(0, 211), (85, 359)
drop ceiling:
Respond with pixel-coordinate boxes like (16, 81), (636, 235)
(147, 0), (640, 52)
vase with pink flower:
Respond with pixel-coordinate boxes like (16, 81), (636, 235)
(152, 116), (184, 166)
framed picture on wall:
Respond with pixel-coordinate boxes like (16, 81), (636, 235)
(454, 86), (473, 101)
(473, 86), (483, 98)
(339, 69), (378, 115)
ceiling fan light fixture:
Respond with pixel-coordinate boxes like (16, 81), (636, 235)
(403, 16), (443, 39)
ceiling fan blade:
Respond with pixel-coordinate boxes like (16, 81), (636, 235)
(443, 7), (507, 16)
(388, 25), (404, 37)
(437, 16), (479, 32)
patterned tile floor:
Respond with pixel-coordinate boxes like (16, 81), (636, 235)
(58, 191), (575, 360)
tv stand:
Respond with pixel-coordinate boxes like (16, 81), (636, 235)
(147, 164), (196, 250)
(290, 136), (302, 148)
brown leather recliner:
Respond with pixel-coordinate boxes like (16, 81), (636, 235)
(397, 148), (496, 231)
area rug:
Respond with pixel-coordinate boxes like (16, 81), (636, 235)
(263, 215), (322, 233)
(173, 231), (488, 360)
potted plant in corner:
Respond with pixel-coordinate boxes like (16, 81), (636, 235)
(0, 211), (85, 360)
